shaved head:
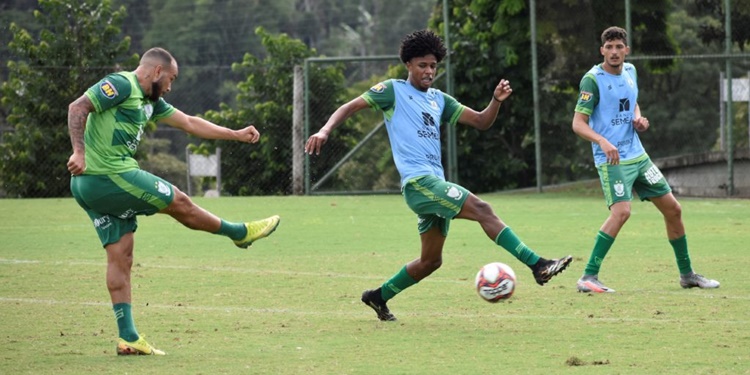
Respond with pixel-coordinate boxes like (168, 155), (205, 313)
(140, 47), (175, 67)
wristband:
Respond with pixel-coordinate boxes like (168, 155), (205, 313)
(492, 96), (503, 103)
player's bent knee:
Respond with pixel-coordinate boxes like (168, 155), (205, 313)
(166, 189), (196, 213)
(426, 258), (443, 272)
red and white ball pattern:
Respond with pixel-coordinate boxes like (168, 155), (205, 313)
(475, 262), (516, 302)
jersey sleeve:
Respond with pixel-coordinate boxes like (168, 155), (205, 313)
(84, 73), (132, 113)
(574, 73), (599, 116)
(360, 79), (395, 111)
(440, 92), (465, 126)
(152, 97), (176, 121)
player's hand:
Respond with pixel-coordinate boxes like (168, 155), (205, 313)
(599, 139), (620, 165)
(633, 116), (649, 132)
(493, 79), (512, 102)
(237, 125), (261, 143)
(305, 131), (329, 155)
(67, 152), (86, 176)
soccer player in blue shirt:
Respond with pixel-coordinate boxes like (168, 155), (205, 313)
(305, 29), (572, 321)
(572, 26), (720, 293)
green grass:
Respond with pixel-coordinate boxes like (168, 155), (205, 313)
(1, 192), (748, 374)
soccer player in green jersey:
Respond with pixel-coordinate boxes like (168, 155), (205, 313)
(305, 30), (572, 321)
(572, 26), (719, 293)
(67, 47), (281, 355)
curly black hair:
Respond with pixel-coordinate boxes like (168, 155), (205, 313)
(399, 29), (447, 64)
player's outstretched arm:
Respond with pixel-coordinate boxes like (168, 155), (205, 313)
(161, 109), (260, 143)
(305, 97), (369, 155)
(457, 79), (512, 131)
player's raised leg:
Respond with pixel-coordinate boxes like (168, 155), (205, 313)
(457, 194), (572, 285)
(160, 186), (280, 248)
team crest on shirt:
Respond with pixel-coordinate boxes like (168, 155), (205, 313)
(430, 100), (438, 109)
(142, 103), (154, 119)
(579, 91), (592, 102)
(370, 82), (386, 93)
(99, 80), (118, 99)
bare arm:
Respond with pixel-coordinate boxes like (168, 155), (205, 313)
(457, 79), (512, 130)
(305, 96), (370, 155)
(632, 103), (649, 132)
(572, 111), (621, 165)
(67, 95), (95, 175)
(160, 109), (260, 143)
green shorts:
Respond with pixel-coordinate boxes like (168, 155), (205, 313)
(597, 154), (671, 207)
(402, 175), (470, 236)
(70, 169), (175, 247)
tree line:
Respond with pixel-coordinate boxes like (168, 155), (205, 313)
(1, 0), (748, 197)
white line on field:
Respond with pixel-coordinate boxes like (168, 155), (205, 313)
(1, 257), (747, 301)
(0, 257), (463, 283)
(0, 296), (748, 325)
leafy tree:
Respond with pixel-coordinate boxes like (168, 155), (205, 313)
(689, 0), (750, 51)
(428, 0), (544, 192)
(0, 0), (136, 197)
(200, 27), (349, 195)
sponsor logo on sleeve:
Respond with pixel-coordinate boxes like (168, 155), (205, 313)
(100, 80), (118, 99)
(370, 82), (386, 93)
(579, 91), (592, 102)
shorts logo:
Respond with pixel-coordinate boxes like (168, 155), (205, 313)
(579, 91), (592, 102)
(446, 186), (463, 200)
(370, 82), (386, 93)
(614, 180), (625, 197)
(644, 165), (663, 185)
(156, 181), (171, 196)
(100, 80), (118, 99)
(118, 209), (135, 219)
(93, 215), (112, 229)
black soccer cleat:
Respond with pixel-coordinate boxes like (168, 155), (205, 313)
(361, 288), (397, 321)
(531, 255), (573, 286)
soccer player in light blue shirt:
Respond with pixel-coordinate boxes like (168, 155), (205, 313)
(572, 26), (719, 293)
(306, 29), (572, 321)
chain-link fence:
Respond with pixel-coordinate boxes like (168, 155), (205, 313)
(2, 3), (750, 198)
(303, 56), (404, 195)
(303, 9), (750, 197)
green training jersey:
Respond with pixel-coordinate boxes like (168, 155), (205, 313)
(82, 71), (176, 174)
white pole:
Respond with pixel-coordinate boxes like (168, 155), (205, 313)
(292, 65), (304, 195)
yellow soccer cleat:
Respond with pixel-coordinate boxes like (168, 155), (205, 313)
(116, 336), (166, 356)
(233, 215), (281, 249)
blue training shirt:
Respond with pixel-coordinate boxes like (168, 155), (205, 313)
(360, 79), (465, 187)
(574, 63), (645, 165)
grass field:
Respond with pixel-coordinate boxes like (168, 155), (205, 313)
(1, 191), (748, 374)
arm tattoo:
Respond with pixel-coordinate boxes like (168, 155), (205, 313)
(68, 96), (93, 153)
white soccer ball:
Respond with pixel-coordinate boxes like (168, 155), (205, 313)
(475, 262), (516, 302)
